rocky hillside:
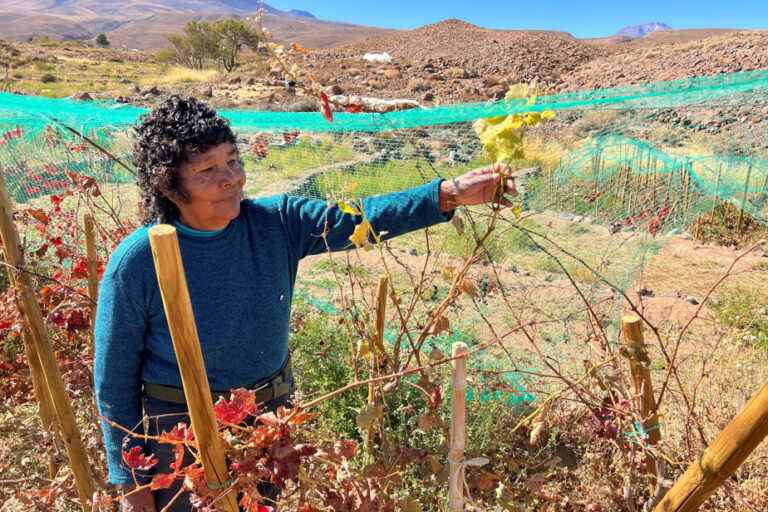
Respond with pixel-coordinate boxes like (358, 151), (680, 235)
(559, 31), (768, 90)
(296, 19), (608, 103)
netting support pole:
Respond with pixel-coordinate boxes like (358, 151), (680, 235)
(148, 225), (239, 512)
(0, 167), (95, 510)
(84, 214), (99, 356)
(449, 342), (469, 512)
(710, 163), (722, 223)
(653, 384), (768, 512)
(621, 316), (661, 486)
(22, 328), (61, 479)
(366, 275), (389, 460)
(737, 162), (753, 234)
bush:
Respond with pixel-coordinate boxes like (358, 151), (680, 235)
(95, 33), (110, 47)
(40, 73), (57, 83)
(713, 287), (768, 350)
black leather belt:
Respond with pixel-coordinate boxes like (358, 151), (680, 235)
(143, 355), (293, 405)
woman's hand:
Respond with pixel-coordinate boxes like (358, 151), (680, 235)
(439, 163), (518, 212)
(120, 484), (156, 512)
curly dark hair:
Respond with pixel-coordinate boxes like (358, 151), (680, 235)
(133, 95), (237, 224)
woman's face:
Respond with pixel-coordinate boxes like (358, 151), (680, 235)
(171, 142), (246, 230)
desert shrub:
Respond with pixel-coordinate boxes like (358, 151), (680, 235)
(713, 286), (768, 350)
(40, 73), (57, 83)
(290, 302), (365, 439)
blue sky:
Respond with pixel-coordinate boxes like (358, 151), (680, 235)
(268, 0), (768, 38)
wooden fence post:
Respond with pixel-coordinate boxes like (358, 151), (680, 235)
(148, 225), (238, 512)
(449, 342), (469, 512)
(22, 328), (60, 479)
(621, 316), (661, 483)
(0, 168), (94, 510)
(737, 162), (753, 234)
(653, 384), (768, 512)
(366, 275), (389, 458)
(84, 213), (99, 304)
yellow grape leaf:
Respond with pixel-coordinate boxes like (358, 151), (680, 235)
(512, 205), (523, 219)
(349, 220), (372, 248)
(337, 200), (361, 216)
(343, 181), (359, 194)
(440, 265), (456, 281)
(357, 339), (371, 358)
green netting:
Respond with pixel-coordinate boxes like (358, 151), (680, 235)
(3, 69), (768, 409)
(2, 69), (768, 134)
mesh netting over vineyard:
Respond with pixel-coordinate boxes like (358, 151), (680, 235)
(2, 70), (767, 378)
(2, 68), (768, 511)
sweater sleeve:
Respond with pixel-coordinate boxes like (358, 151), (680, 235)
(282, 178), (454, 259)
(93, 249), (150, 485)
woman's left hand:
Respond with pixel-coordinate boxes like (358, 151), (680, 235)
(439, 163), (518, 212)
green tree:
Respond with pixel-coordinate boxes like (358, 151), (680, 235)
(95, 33), (110, 47)
(166, 21), (220, 70)
(212, 19), (261, 72)
(163, 19), (262, 71)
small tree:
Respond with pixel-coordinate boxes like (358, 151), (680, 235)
(212, 19), (261, 72)
(166, 21), (220, 70)
(163, 18), (262, 72)
(95, 33), (110, 47)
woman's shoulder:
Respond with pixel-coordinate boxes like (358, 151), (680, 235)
(104, 226), (154, 276)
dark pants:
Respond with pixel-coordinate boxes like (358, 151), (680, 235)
(142, 388), (292, 511)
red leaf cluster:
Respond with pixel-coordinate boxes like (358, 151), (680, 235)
(122, 446), (159, 471)
(213, 388), (259, 424)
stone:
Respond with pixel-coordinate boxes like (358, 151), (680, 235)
(636, 287), (654, 297)
(383, 68), (401, 79)
(409, 248), (418, 256)
(407, 78), (430, 93)
(445, 67), (469, 79)
(685, 296), (700, 305)
(326, 84), (343, 95)
(422, 91), (434, 102)
(145, 86), (160, 96)
(198, 86), (213, 98)
(72, 92), (93, 101)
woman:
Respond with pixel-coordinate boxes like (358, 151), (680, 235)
(94, 95), (516, 511)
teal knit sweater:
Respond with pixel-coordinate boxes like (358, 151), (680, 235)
(94, 179), (452, 484)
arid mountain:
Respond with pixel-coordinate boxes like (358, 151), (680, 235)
(617, 22), (672, 38)
(0, 1), (390, 49)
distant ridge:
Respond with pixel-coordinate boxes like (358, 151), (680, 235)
(617, 22), (673, 38)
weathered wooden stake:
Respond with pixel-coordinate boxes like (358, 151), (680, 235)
(621, 316), (661, 482)
(22, 329), (60, 479)
(654, 384), (768, 512)
(449, 342), (469, 512)
(737, 162), (753, 234)
(710, 163), (722, 223)
(148, 225), (238, 512)
(0, 168), (94, 510)
(84, 213), (99, 305)
(366, 275), (389, 458)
